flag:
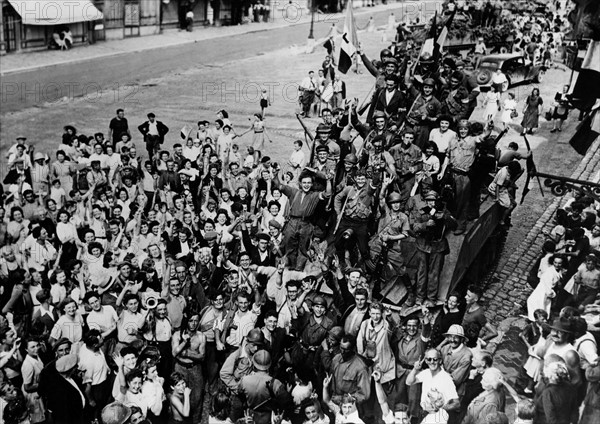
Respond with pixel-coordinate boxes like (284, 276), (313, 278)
(420, 11), (437, 58)
(435, 10), (455, 57)
(338, 4), (359, 74)
(180, 124), (192, 140)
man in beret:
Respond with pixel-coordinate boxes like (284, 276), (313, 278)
(240, 217), (276, 266)
(138, 112), (169, 159)
(44, 354), (86, 424)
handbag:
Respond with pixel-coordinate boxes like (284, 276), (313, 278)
(544, 109), (553, 121)
(511, 110), (518, 119)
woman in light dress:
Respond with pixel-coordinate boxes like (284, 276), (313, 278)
(527, 255), (565, 320)
(501, 92), (518, 129)
(483, 85), (501, 121)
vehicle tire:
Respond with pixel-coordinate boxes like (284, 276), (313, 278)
(476, 69), (492, 85)
(534, 70), (545, 83)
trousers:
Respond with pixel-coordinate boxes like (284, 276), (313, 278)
(415, 249), (445, 302)
(282, 218), (313, 270)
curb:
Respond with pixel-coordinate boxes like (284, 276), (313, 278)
(0, 2), (432, 76)
(486, 135), (600, 352)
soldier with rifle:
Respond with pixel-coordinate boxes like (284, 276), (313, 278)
(389, 130), (423, 210)
(368, 175), (410, 296)
(405, 78), (443, 149)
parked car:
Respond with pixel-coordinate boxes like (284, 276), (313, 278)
(472, 53), (547, 91)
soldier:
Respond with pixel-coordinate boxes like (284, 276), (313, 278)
(333, 169), (376, 265)
(441, 71), (471, 123)
(405, 78), (443, 149)
(308, 145), (337, 192)
(352, 109), (395, 151)
(368, 177), (410, 284)
(407, 190), (457, 307)
(290, 295), (334, 368)
(389, 130), (423, 209)
(313, 123), (341, 162)
(438, 119), (492, 235)
(359, 135), (396, 188)
(335, 153), (358, 194)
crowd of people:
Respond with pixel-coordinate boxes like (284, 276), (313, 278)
(1, 1), (598, 424)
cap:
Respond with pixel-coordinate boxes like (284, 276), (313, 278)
(387, 192), (402, 204)
(344, 153), (358, 164)
(373, 111), (386, 120)
(268, 220), (282, 230)
(246, 328), (266, 345)
(33, 152), (47, 162)
(316, 123), (331, 134)
(261, 156), (272, 163)
(256, 233), (271, 242)
(312, 295), (327, 307)
(252, 350), (272, 371)
(383, 57), (398, 66)
(315, 145), (329, 153)
(547, 317), (573, 334)
(52, 337), (72, 353)
(328, 326), (344, 341)
(204, 231), (218, 241)
(444, 324), (466, 338)
(423, 191), (438, 201)
(16, 135), (27, 141)
(117, 261), (133, 270)
(423, 78), (436, 87)
(55, 353), (78, 372)
(101, 402), (132, 424)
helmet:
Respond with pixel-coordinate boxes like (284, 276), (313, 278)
(387, 192), (402, 204)
(101, 403), (132, 424)
(380, 48), (393, 60)
(423, 78), (436, 87)
(373, 111), (386, 120)
(246, 328), (266, 345)
(252, 350), (272, 371)
(423, 190), (438, 201)
(344, 153), (358, 164)
(383, 57), (399, 66)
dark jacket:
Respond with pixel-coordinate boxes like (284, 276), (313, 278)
(39, 364), (86, 424)
(138, 120), (169, 144)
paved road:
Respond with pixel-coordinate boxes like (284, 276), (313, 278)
(0, 6), (424, 113)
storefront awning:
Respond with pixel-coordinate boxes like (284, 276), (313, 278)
(7, 0), (104, 25)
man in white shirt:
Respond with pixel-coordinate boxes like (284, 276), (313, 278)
(79, 329), (110, 417)
(300, 71), (318, 118)
(85, 291), (118, 352)
(406, 348), (460, 424)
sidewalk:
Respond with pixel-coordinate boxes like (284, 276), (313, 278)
(0, 1), (438, 75)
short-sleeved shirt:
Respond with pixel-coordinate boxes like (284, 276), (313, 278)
(87, 305), (119, 334)
(446, 136), (478, 172)
(51, 314), (84, 345)
(415, 369), (458, 424)
(462, 306), (487, 330)
(109, 117), (129, 139)
(429, 128), (456, 154)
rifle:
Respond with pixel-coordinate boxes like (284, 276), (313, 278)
(296, 113), (316, 164)
(520, 134), (544, 204)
